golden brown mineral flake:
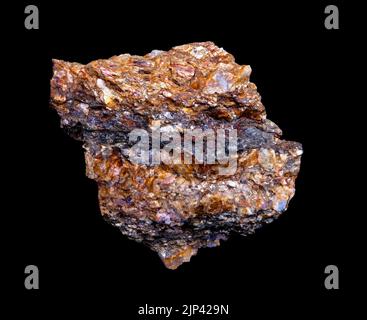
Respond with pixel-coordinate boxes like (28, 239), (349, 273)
(50, 42), (302, 269)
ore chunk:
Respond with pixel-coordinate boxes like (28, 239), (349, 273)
(50, 42), (302, 269)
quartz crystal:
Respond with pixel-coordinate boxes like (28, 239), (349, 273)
(50, 42), (302, 269)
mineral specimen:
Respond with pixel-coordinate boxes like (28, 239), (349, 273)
(50, 42), (302, 269)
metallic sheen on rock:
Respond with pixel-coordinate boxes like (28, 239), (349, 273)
(50, 42), (302, 269)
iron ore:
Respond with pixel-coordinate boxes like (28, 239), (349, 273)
(50, 42), (302, 269)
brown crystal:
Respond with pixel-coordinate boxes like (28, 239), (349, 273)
(50, 42), (302, 269)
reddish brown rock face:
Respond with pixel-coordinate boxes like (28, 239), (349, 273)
(50, 42), (302, 269)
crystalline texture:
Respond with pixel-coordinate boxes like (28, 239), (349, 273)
(50, 42), (302, 269)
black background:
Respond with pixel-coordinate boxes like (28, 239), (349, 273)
(3, 0), (364, 318)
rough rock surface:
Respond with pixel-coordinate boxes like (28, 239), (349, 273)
(50, 42), (302, 269)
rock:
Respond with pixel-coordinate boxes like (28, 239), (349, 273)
(50, 42), (302, 269)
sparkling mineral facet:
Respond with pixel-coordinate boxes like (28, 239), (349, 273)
(50, 42), (302, 269)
